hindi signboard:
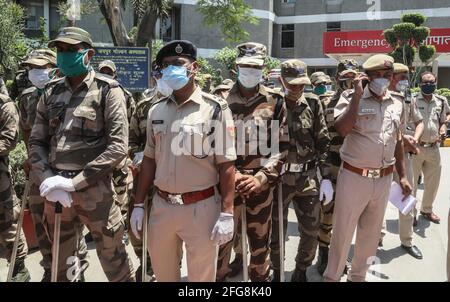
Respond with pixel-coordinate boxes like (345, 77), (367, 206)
(91, 47), (149, 93)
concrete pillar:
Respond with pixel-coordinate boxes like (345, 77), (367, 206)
(43, 0), (50, 36)
(432, 59), (439, 79)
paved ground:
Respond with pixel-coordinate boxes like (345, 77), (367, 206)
(1, 149), (449, 282)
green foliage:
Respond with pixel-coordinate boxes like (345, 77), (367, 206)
(419, 45), (436, 62)
(401, 13), (427, 27)
(437, 88), (450, 101)
(214, 47), (238, 72)
(197, 0), (259, 44)
(383, 29), (397, 47)
(410, 87), (420, 94)
(264, 57), (281, 76)
(152, 39), (164, 62)
(57, 0), (97, 24)
(131, 0), (171, 22)
(197, 57), (222, 89)
(412, 26), (430, 45)
(392, 22), (416, 43)
(0, 0), (26, 75)
(9, 141), (27, 199)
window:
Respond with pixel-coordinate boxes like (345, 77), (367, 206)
(281, 24), (295, 48)
(326, 22), (341, 32)
(281, 0), (296, 3)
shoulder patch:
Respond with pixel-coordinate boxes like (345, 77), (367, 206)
(203, 92), (228, 110)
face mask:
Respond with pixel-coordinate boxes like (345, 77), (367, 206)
(325, 85), (333, 92)
(156, 78), (173, 97)
(237, 67), (262, 89)
(314, 84), (327, 95)
(369, 78), (390, 96)
(421, 83), (436, 95)
(161, 65), (192, 91)
(339, 78), (353, 90)
(28, 68), (50, 89)
(396, 80), (409, 92)
(57, 49), (90, 77)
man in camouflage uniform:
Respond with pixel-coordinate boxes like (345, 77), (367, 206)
(0, 93), (30, 282)
(313, 60), (359, 275)
(9, 68), (33, 101)
(98, 60), (135, 236)
(270, 60), (332, 282)
(18, 49), (89, 281)
(29, 27), (134, 282)
(215, 42), (287, 282)
(0, 73), (8, 96)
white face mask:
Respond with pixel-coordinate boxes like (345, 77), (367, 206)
(156, 78), (173, 97)
(369, 78), (390, 96)
(395, 80), (409, 92)
(237, 67), (262, 89)
(29, 68), (50, 89)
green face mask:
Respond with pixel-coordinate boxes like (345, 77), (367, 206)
(314, 84), (327, 95)
(57, 49), (90, 77)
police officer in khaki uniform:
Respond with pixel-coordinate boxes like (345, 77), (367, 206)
(323, 54), (412, 282)
(411, 71), (450, 224)
(130, 40), (237, 282)
(385, 63), (424, 259)
(29, 27), (135, 282)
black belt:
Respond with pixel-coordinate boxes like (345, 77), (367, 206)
(53, 169), (82, 178)
(282, 160), (317, 174)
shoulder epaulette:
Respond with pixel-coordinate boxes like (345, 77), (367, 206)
(94, 73), (120, 88)
(203, 92), (229, 110)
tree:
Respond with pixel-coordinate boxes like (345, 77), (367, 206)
(197, 0), (259, 44)
(383, 13), (436, 86)
(57, 0), (97, 27)
(0, 0), (27, 76)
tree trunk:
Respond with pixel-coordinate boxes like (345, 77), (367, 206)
(135, 10), (158, 47)
(97, 0), (131, 46)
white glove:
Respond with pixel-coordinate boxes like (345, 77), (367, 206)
(45, 189), (73, 208)
(132, 152), (144, 167)
(130, 205), (144, 240)
(40, 176), (75, 197)
(320, 179), (334, 205)
(210, 212), (234, 246)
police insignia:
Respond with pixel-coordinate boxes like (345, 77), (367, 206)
(175, 44), (183, 54)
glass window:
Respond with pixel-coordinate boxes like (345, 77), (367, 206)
(326, 22), (341, 32)
(281, 24), (295, 49)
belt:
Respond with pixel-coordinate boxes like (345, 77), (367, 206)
(281, 160), (317, 174)
(156, 186), (215, 205)
(53, 169), (82, 178)
(343, 162), (394, 179)
(419, 142), (437, 148)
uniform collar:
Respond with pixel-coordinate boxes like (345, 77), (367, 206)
(64, 69), (95, 92)
(418, 92), (436, 103)
(231, 83), (267, 101)
(168, 86), (203, 106)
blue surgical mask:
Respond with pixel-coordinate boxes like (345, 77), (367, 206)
(161, 65), (191, 91)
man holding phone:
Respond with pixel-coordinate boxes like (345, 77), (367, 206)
(323, 54), (412, 282)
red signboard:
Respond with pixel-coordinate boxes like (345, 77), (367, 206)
(323, 28), (450, 54)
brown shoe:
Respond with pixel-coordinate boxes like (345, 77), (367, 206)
(420, 211), (440, 223)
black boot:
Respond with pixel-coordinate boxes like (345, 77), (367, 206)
(290, 268), (307, 282)
(41, 268), (51, 282)
(271, 269), (280, 282)
(11, 258), (31, 282)
(228, 254), (243, 278)
(317, 246), (329, 276)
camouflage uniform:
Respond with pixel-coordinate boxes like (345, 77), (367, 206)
(215, 76), (287, 281)
(270, 60), (331, 281)
(9, 70), (32, 101)
(29, 27), (134, 282)
(98, 60), (136, 223)
(0, 93), (30, 281)
(0, 76), (8, 96)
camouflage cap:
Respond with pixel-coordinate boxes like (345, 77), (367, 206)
(337, 59), (359, 76)
(362, 54), (394, 71)
(281, 59), (310, 85)
(22, 49), (57, 67)
(310, 71), (329, 86)
(48, 27), (93, 48)
(393, 63), (409, 74)
(98, 60), (117, 73)
(236, 42), (267, 67)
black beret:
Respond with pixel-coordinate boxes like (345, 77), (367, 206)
(156, 40), (197, 66)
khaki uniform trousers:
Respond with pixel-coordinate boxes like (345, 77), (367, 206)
(412, 145), (441, 214)
(324, 168), (392, 282)
(148, 192), (221, 282)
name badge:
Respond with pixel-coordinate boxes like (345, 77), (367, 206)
(152, 120), (164, 124)
(359, 108), (376, 115)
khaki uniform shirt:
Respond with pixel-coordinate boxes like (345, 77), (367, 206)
(413, 93), (449, 143)
(144, 86), (237, 194)
(335, 87), (404, 169)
